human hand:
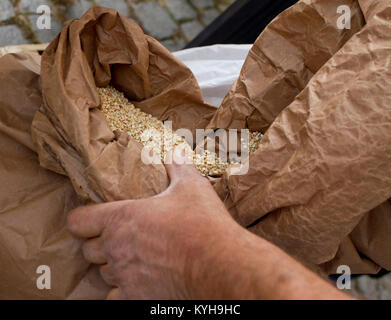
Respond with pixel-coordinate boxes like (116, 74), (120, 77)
(67, 148), (239, 299)
(68, 147), (351, 300)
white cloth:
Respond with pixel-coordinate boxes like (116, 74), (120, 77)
(173, 44), (252, 107)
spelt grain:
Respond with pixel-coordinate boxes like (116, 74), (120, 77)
(98, 86), (262, 177)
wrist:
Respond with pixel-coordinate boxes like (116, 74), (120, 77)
(183, 218), (246, 299)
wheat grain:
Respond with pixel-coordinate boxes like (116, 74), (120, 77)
(98, 86), (262, 177)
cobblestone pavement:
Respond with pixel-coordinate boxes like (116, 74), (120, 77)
(327, 272), (391, 300)
(0, 0), (235, 51)
(351, 273), (391, 300)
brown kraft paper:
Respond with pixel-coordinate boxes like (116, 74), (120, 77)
(0, 0), (390, 299)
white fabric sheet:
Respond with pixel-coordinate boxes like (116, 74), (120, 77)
(173, 44), (252, 107)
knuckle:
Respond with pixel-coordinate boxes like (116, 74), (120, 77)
(66, 208), (80, 231)
(110, 248), (125, 262)
(107, 239), (130, 262)
(81, 241), (91, 260)
(104, 229), (138, 264)
(104, 202), (135, 230)
(103, 231), (126, 261)
(81, 240), (97, 261)
(99, 265), (117, 286)
(103, 209), (125, 232)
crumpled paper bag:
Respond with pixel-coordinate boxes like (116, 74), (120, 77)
(0, 53), (109, 299)
(32, 6), (216, 204)
(211, 0), (391, 273)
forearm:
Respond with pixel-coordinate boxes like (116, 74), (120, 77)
(188, 222), (351, 300)
(68, 152), (353, 300)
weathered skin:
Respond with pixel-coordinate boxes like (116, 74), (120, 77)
(68, 148), (351, 300)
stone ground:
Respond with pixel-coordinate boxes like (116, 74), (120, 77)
(1, 0), (391, 300)
(0, 0), (235, 50)
(351, 273), (391, 300)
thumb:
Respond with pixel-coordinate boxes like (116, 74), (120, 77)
(164, 146), (202, 186)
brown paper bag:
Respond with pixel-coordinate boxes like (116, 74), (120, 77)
(0, 53), (109, 299)
(31, 7), (216, 204)
(1, 7), (216, 299)
(212, 0), (391, 273)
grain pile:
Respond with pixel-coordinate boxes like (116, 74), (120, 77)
(98, 86), (262, 177)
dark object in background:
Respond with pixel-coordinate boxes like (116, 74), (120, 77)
(186, 0), (298, 48)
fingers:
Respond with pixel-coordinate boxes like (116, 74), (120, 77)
(67, 201), (129, 238)
(106, 288), (122, 300)
(164, 147), (203, 186)
(82, 237), (106, 264)
(100, 264), (118, 287)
